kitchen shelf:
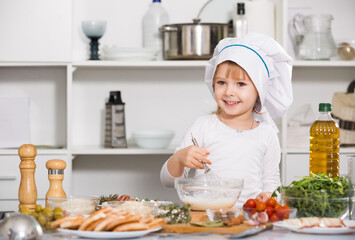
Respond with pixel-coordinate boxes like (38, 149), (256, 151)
(72, 60), (207, 69)
(0, 148), (69, 156)
(2, 60), (354, 69)
(71, 145), (175, 155)
(285, 147), (355, 154)
(293, 60), (355, 67)
(0, 62), (68, 67)
(72, 59), (355, 69)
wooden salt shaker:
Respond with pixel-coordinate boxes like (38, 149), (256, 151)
(18, 144), (38, 212)
(45, 159), (66, 207)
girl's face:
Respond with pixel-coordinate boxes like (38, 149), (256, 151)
(213, 61), (259, 120)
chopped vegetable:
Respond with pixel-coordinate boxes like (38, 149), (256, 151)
(135, 197), (155, 202)
(99, 194), (118, 205)
(190, 219), (223, 227)
(158, 203), (191, 224)
(99, 194), (132, 204)
(272, 173), (349, 218)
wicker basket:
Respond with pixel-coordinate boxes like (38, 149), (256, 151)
(331, 80), (355, 145)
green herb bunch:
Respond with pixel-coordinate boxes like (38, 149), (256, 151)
(272, 173), (349, 218)
(99, 194), (118, 205)
(158, 203), (191, 224)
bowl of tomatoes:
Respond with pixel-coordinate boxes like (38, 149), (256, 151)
(242, 198), (297, 225)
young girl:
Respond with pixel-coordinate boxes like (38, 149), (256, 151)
(160, 33), (293, 207)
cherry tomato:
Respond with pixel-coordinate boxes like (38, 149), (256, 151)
(283, 205), (290, 210)
(276, 207), (287, 219)
(265, 206), (274, 217)
(266, 198), (277, 207)
(274, 203), (282, 210)
(269, 213), (279, 222)
(245, 199), (256, 208)
(256, 201), (266, 212)
(250, 208), (257, 215)
(248, 208), (257, 219)
(243, 203), (249, 213)
(243, 202), (248, 209)
(283, 209), (290, 219)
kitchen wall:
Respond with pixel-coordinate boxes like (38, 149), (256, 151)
(0, 0), (72, 61)
(0, 0), (207, 61)
(72, 0), (207, 60)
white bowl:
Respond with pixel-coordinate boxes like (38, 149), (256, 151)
(47, 195), (99, 216)
(132, 129), (174, 149)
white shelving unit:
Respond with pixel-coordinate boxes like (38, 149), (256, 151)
(72, 61), (207, 68)
(293, 60), (355, 67)
(1, 0), (355, 210)
(71, 145), (175, 155)
(3, 60), (355, 68)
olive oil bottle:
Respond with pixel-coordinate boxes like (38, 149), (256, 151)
(309, 103), (340, 177)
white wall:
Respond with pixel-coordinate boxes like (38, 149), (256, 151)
(0, 0), (72, 61)
(72, 0), (207, 60)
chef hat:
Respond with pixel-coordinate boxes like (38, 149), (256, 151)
(205, 32), (293, 132)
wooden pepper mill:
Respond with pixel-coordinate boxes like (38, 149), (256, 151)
(18, 144), (38, 212)
(45, 159), (66, 207)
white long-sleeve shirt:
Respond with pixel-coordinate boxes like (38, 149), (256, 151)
(160, 114), (281, 207)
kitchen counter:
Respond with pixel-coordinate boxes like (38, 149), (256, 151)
(1, 227), (352, 240)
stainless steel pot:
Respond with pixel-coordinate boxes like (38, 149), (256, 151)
(160, 20), (228, 60)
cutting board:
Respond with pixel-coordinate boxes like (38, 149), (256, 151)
(162, 211), (271, 235)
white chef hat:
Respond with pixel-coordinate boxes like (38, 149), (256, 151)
(205, 32), (293, 132)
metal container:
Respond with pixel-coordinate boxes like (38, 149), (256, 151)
(160, 20), (228, 60)
(0, 213), (43, 240)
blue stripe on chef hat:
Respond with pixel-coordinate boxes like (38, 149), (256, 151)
(218, 44), (270, 78)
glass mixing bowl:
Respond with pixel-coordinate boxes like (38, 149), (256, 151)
(47, 195), (99, 216)
(175, 177), (244, 211)
(281, 189), (349, 219)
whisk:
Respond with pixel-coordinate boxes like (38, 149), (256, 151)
(191, 134), (223, 183)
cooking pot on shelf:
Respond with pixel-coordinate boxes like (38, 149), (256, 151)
(160, 19), (228, 60)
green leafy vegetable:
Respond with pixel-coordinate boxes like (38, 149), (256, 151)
(99, 194), (118, 205)
(272, 173), (350, 218)
(158, 203), (191, 224)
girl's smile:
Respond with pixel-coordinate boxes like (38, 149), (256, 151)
(223, 100), (239, 107)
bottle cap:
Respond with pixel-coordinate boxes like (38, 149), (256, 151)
(319, 103), (331, 112)
(237, 3), (245, 15)
(153, 0), (161, 2)
(108, 91), (124, 104)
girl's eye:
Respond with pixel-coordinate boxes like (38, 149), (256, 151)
(237, 82), (246, 86)
(217, 81), (226, 85)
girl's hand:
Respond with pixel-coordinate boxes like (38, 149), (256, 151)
(176, 146), (212, 169)
(256, 192), (272, 202)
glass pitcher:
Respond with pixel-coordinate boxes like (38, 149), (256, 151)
(291, 14), (337, 60)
